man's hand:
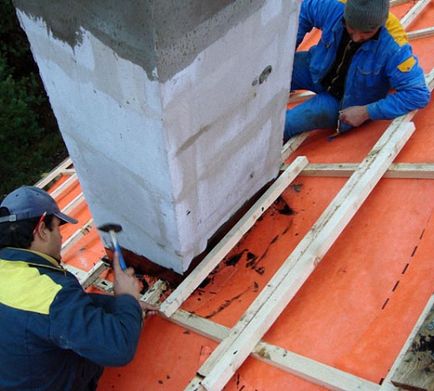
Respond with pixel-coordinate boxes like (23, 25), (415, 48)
(113, 252), (142, 300)
(339, 105), (370, 127)
(140, 302), (159, 319)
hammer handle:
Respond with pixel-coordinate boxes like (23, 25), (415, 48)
(109, 231), (127, 271)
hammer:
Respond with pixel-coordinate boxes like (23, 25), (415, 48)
(98, 223), (127, 271)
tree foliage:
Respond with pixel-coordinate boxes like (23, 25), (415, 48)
(0, 0), (67, 198)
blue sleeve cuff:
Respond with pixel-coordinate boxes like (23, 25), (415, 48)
(367, 102), (381, 120)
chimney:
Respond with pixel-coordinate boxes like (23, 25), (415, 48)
(14, 0), (300, 274)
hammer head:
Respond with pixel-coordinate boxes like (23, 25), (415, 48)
(97, 223), (123, 233)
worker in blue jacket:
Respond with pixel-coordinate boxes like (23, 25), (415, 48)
(0, 186), (154, 391)
(284, 0), (430, 141)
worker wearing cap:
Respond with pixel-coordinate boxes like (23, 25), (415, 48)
(284, 0), (430, 141)
(0, 186), (151, 390)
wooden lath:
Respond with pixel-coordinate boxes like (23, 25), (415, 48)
(34, 157), (74, 189)
(170, 309), (380, 391)
(87, 276), (379, 391)
(34, 159), (94, 258)
(400, 0), (431, 30)
(390, 298), (434, 391)
(290, 162), (434, 179)
(380, 295), (434, 390)
(160, 156), (309, 317)
(61, 218), (94, 254)
(408, 26), (434, 40)
(50, 173), (78, 199)
(390, 0), (411, 7)
(64, 260), (109, 288)
(281, 133), (309, 162)
(61, 192), (85, 215)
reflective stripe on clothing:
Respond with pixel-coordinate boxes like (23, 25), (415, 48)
(0, 259), (61, 314)
(0, 247), (142, 391)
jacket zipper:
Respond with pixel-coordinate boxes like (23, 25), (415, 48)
(327, 39), (354, 94)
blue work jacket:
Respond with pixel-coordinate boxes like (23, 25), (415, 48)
(297, 0), (430, 119)
(0, 247), (143, 391)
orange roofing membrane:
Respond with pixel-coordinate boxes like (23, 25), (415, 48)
(47, 1), (434, 389)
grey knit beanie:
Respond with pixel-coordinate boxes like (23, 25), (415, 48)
(344, 0), (389, 31)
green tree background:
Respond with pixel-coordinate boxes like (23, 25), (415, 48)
(0, 0), (68, 198)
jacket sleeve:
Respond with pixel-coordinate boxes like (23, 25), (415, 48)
(367, 45), (430, 120)
(48, 278), (143, 367)
(88, 292), (118, 311)
(296, 0), (344, 47)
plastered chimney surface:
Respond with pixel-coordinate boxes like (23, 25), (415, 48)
(14, 0), (300, 273)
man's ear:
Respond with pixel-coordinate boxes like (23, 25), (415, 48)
(33, 221), (49, 242)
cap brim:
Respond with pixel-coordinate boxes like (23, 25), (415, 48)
(54, 211), (78, 224)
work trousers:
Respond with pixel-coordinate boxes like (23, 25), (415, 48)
(284, 51), (348, 142)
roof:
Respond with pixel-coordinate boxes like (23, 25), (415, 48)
(42, 1), (434, 389)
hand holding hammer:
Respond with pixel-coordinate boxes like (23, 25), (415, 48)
(98, 223), (127, 271)
(98, 223), (158, 318)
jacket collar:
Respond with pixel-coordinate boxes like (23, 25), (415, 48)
(355, 27), (383, 52)
(0, 247), (64, 272)
(334, 17), (383, 50)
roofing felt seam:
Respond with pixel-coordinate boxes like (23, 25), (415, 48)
(297, 162), (434, 179)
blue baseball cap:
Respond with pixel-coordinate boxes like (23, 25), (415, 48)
(0, 186), (78, 224)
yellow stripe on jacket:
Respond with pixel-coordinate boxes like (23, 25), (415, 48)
(0, 259), (62, 315)
(385, 12), (408, 46)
